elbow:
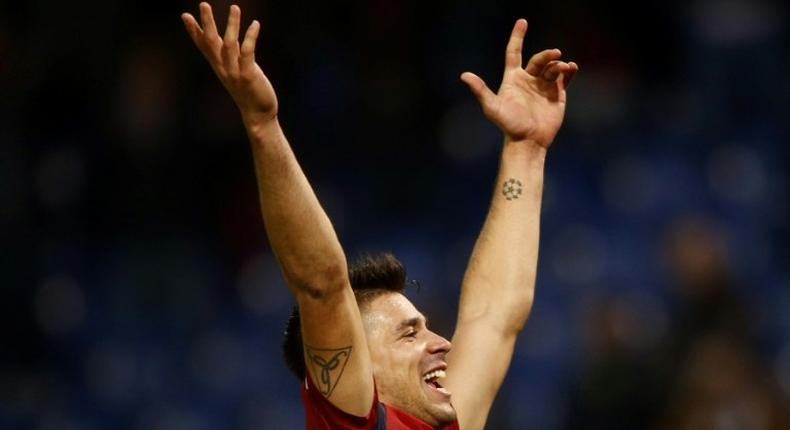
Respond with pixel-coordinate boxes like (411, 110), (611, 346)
(506, 315), (531, 336)
(461, 291), (535, 337)
(501, 292), (535, 335)
(459, 278), (536, 335)
(286, 261), (349, 300)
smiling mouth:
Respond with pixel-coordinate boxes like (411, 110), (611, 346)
(422, 369), (451, 398)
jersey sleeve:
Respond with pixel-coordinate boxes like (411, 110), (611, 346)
(300, 373), (379, 430)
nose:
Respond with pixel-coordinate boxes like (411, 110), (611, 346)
(427, 331), (452, 354)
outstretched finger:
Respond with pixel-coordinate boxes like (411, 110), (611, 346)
(222, 5), (242, 75)
(504, 19), (528, 70)
(181, 13), (204, 46)
(525, 49), (562, 76)
(461, 72), (497, 110)
(240, 20), (260, 69)
(199, 2), (220, 40)
(224, 4), (242, 43)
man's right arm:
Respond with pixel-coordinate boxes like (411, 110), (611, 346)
(181, 3), (373, 416)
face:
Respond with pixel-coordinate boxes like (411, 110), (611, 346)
(361, 292), (456, 426)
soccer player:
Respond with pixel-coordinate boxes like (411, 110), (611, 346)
(181, 3), (577, 429)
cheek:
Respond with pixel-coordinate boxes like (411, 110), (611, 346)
(367, 337), (395, 373)
(370, 342), (413, 377)
(391, 344), (424, 381)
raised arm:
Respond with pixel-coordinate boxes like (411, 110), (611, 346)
(443, 19), (577, 430)
(181, 3), (373, 416)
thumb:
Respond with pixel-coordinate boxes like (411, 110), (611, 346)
(460, 72), (496, 109)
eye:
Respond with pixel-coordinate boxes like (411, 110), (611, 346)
(402, 330), (417, 340)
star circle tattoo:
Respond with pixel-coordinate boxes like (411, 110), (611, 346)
(502, 178), (523, 200)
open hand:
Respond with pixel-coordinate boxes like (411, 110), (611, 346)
(182, 3), (278, 126)
(461, 19), (578, 148)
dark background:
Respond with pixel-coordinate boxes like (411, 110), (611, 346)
(2, 0), (789, 428)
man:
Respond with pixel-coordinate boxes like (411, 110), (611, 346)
(181, 3), (577, 429)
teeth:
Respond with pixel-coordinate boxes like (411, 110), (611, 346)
(422, 369), (446, 382)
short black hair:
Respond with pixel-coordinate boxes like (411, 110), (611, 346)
(282, 253), (408, 380)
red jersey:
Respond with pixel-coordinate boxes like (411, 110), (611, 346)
(301, 375), (460, 429)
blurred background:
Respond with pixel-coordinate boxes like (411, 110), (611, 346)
(2, 0), (789, 428)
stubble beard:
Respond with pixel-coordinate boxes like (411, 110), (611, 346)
(382, 377), (456, 426)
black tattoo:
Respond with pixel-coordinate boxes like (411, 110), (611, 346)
(305, 345), (352, 398)
(502, 178), (523, 200)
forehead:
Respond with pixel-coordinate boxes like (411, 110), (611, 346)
(362, 292), (423, 332)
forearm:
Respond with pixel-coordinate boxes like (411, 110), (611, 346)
(458, 139), (546, 333)
(245, 118), (347, 295)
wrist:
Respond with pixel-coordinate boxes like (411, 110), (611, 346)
(503, 138), (548, 165)
(243, 113), (281, 139)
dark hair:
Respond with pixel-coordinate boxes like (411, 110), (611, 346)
(282, 253), (408, 380)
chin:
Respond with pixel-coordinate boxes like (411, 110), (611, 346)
(430, 404), (457, 425)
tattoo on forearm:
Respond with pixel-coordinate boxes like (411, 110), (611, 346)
(305, 345), (352, 398)
(502, 178), (523, 200)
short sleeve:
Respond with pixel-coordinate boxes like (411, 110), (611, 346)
(300, 374), (379, 430)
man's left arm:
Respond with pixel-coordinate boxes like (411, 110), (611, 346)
(442, 19), (577, 430)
